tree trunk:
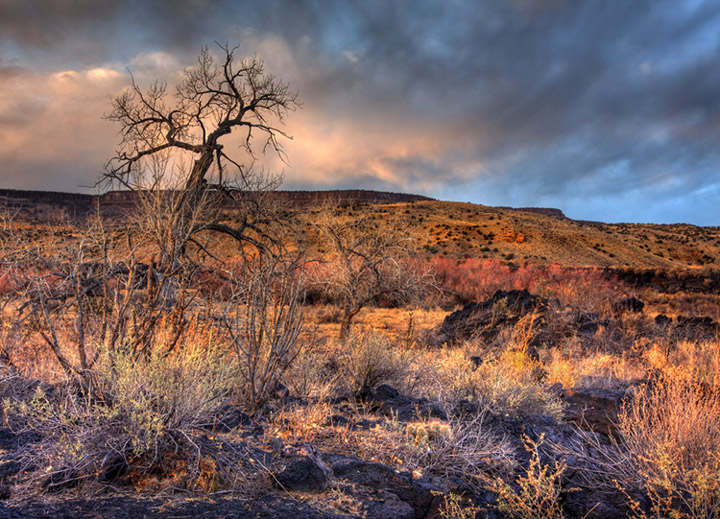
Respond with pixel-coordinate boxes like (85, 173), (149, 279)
(339, 315), (352, 341)
(339, 306), (360, 340)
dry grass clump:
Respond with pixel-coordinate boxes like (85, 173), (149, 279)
(8, 340), (238, 492)
(333, 332), (416, 395)
(618, 375), (720, 518)
(644, 338), (720, 386)
(542, 343), (647, 390)
(493, 434), (566, 519)
(403, 413), (516, 488)
(439, 493), (481, 519)
(267, 398), (334, 444)
(426, 346), (563, 420)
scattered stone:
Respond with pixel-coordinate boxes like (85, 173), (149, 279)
(0, 428), (41, 450)
(369, 383), (400, 402)
(561, 387), (628, 437)
(613, 297), (645, 314)
(203, 404), (250, 433)
(360, 384), (446, 422)
(269, 437), (284, 454)
(452, 400), (481, 418)
(676, 315), (716, 328)
(654, 314), (672, 326)
(328, 455), (435, 518)
(275, 443), (332, 492)
(0, 461), (21, 483)
(43, 468), (80, 492)
(324, 414), (349, 427)
(572, 311), (607, 335)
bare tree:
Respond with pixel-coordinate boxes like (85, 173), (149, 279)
(104, 44), (299, 271)
(312, 210), (435, 339)
(2, 45), (302, 389)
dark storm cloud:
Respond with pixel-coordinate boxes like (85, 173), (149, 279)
(0, 0), (718, 223)
(333, 0), (720, 222)
(0, 1), (123, 47)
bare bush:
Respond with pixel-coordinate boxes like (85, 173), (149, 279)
(618, 376), (720, 518)
(334, 332), (415, 396)
(218, 253), (307, 410)
(310, 212), (435, 339)
(493, 434), (566, 519)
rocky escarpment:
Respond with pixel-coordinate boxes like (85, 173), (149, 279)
(0, 188), (434, 223)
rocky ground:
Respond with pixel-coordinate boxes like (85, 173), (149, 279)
(1, 289), (717, 518)
(0, 390), (632, 519)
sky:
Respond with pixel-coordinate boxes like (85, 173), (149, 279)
(1, 0), (719, 225)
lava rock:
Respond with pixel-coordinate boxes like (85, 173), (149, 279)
(275, 443), (332, 492)
(561, 387), (628, 437)
(328, 455), (434, 518)
(613, 297), (645, 314)
(204, 405), (251, 433)
(438, 289), (545, 345)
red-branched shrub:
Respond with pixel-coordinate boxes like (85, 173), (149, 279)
(428, 257), (623, 311)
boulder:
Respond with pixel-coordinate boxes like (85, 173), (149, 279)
(361, 384), (446, 422)
(612, 297), (645, 314)
(561, 387), (627, 437)
(274, 443), (332, 492)
(654, 314), (672, 326)
(438, 289), (546, 345)
(203, 404), (250, 433)
(328, 455), (435, 518)
(571, 311), (607, 335)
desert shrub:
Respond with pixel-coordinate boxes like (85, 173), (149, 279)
(431, 257), (513, 304)
(405, 413), (516, 489)
(439, 493), (481, 519)
(334, 332), (415, 395)
(493, 434), (566, 519)
(475, 350), (563, 419)
(220, 255), (308, 411)
(281, 347), (339, 400)
(10, 339), (237, 491)
(429, 257), (623, 311)
(563, 374), (720, 518)
(617, 375), (720, 518)
(644, 339), (720, 387)
(428, 346), (563, 420)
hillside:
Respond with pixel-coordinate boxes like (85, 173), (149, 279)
(1, 188), (718, 270)
(295, 199), (720, 270)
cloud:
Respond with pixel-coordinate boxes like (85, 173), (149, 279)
(0, 0), (719, 223)
(0, 58), (168, 191)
